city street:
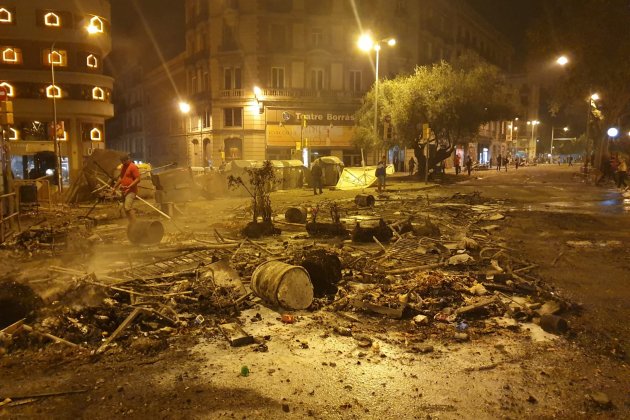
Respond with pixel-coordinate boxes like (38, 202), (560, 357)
(1, 165), (628, 419)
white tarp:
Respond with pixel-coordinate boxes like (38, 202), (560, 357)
(335, 164), (395, 190)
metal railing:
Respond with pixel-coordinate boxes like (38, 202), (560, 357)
(14, 178), (54, 209)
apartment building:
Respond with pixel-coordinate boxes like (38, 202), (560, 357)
(0, 0), (113, 182)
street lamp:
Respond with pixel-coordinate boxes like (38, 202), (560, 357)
(358, 33), (396, 165)
(178, 101), (191, 114)
(551, 126), (569, 162)
(556, 55), (569, 66)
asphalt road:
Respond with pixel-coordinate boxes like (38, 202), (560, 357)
(446, 164), (630, 359)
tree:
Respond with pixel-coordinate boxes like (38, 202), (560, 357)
(353, 53), (517, 176)
(528, 0), (630, 160)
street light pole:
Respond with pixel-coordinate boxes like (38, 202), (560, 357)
(373, 45), (380, 163)
(50, 42), (63, 193)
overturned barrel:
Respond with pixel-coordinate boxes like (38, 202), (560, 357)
(285, 207), (308, 223)
(539, 314), (569, 335)
(355, 194), (375, 207)
(127, 220), (165, 245)
(251, 261), (314, 310)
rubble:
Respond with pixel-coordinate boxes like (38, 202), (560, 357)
(0, 187), (576, 366)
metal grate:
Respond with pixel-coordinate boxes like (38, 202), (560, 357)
(108, 250), (217, 279)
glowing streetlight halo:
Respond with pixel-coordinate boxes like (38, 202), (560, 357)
(556, 55), (569, 66)
(178, 101), (191, 114)
(607, 127), (619, 138)
(357, 34), (374, 52)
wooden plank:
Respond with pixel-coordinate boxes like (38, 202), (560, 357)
(219, 323), (254, 347)
(96, 308), (142, 354)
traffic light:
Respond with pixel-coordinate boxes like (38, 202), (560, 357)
(383, 122), (393, 141)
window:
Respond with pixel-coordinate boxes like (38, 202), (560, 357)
(305, 0), (332, 14)
(87, 54), (98, 68)
(44, 12), (60, 27)
(46, 49), (68, 66)
(88, 16), (104, 33)
(0, 82), (14, 97)
(311, 28), (323, 48)
(224, 108), (243, 127)
(190, 72), (198, 94)
(270, 24), (287, 49)
(0, 8), (13, 23)
(202, 71), (209, 92)
(203, 109), (211, 128)
(271, 67), (285, 89)
(224, 67), (242, 89)
(349, 70), (361, 92)
(222, 21), (237, 50)
(46, 85), (62, 98)
(310, 69), (324, 90)
(92, 87), (105, 101)
(2, 47), (22, 64)
(90, 128), (102, 141)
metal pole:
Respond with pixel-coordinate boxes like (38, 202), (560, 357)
(51, 43), (62, 193)
(551, 127), (555, 163)
(585, 97), (590, 174)
(374, 46), (380, 165)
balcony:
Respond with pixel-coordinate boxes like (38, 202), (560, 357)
(260, 88), (365, 100)
(221, 89), (244, 98)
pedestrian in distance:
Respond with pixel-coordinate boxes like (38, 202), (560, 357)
(616, 156), (628, 190)
(568, 156), (573, 166)
(453, 154), (461, 175)
(610, 154), (620, 186)
(515, 156), (520, 170)
(465, 155), (473, 176)
(311, 160), (323, 195)
(503, 156), (509, 172)
(408, 157), (416, 176)
(376, 156), (387, 193)
(496, 153), (502, 171)
(113, 154), (141, 224)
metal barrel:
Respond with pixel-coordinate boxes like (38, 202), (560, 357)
(355, 194), (375, 207)
(251, 261), (314, 310)
(539, 314), (569, 334)
(285, 207), (307, 223)
(126, 220), (165, 245)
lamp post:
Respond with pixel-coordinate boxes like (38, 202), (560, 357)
(527, 120), (539, 160)
(49, 42), (63, 193)
(178, 101), (192, 165)
(551, 126), (569, 163)
(358, 34), (396, 166)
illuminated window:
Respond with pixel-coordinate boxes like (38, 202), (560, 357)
(0, 8), (12, 23)
(88, 16), (104, 33)
(86, 54), (98, 68)
(2, 47), (21, 63)
(46, 85), (62, 98)
(44, 12), (60, 27)
(90, 128), (102, 141)
(0, 82), (14, 97)
(46, 49), (67, 66)
(9, 128), (18, 140)
(92, 87), (105, 100)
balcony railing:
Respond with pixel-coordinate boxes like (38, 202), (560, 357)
(261, 88), (365, 99)
(221, 89), (244, 98)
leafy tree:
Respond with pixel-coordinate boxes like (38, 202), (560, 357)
(353, 54), (516, 175)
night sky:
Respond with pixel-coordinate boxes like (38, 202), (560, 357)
(107, 0), (540, 75)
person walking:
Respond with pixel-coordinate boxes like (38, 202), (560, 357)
(496, 153), (502, 171)
(376, 156), (387, 192)
(408, 157), (416, 176)
(114, 154), (141, 224)
(616, 156), (628, 190)
(503, 156), (509, 172)
(515, 156), (520, 170)
(453, 154), (461, 175)
(311, 160), (323, 195)
(568, 156), (573, 166)
(465, 155), (473, 176)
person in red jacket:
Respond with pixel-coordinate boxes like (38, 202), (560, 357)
(114, 154), (141, 223)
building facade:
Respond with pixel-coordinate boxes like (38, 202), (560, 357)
(178, 0), (516, 168)
(0, 0), (113, 182)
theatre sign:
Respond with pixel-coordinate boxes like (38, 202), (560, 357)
(266, 108), (356, 148)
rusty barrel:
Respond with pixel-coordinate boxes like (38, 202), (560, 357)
(251, 261), (314, 310)
(355, 194), (375, 207)
(539, 314), (569, 334)
(127, 220), (165, 245)
(285, 207), (308, 223)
